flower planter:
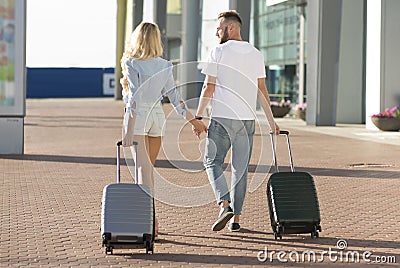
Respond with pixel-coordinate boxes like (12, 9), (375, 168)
(296, 109), (306, 121)
(371, 117), (400, 131)
(271, 106), (291, 118)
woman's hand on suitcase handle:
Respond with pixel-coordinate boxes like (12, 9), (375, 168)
(122, 132), (135, 147)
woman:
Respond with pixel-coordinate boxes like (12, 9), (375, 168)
(120, 22), (207, 236)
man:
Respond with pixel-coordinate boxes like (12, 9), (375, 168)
(193, 10), (279, 232)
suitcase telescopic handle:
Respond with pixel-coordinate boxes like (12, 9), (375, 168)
(116, 141), (138, 184)
(269, 130), (295, 173)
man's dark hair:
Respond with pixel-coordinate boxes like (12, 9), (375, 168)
(218, 10), (242, 27)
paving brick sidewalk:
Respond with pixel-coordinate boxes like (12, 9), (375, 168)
(1, 98), (399, 267)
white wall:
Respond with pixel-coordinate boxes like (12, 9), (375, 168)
(365, 0), (382, 129)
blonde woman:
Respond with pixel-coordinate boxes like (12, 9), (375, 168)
(120, 22), (207, 236)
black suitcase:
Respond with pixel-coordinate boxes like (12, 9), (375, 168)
(101, 141), (155, 254)
(267, 130), (321, 240)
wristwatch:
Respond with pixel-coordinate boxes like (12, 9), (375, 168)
(195, 116), (203, 120)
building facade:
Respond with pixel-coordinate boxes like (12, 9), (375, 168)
(117, 0), (400, 129)
(253, 0), (305, 105)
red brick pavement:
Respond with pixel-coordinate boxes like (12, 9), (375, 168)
(0, 98), (399, 267)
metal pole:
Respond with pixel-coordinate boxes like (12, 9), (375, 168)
(155, 0), (168, 58)
(117, 143), (121, 183)
(270, 134), (279, 173)
(115, 0), (127, 100)
(132, 0), (143, 28)
(298, 6), (305, 105)
(181, 0), (201, 107)
(285, 134), (295, 172)
(229, 0), (251, 41)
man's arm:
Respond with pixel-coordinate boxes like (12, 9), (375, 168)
(196, 75), (216, 117)
(190, 75), (216, 137)
(257, 77), (280, 134)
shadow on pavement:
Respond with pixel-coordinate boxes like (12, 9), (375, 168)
(114, 252), (287, 266)
(162, 231), (400, 252)
(156, 160), (400, 179)
(1, 155), (398, 179)
(0, 154), (118, 165)
(111, 232), (399, 266)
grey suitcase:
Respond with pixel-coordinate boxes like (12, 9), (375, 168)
(101, 141), (155, 254)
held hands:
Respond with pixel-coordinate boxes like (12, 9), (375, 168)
(191, 119), (208, 138)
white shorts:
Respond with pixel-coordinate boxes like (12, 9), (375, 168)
(134, 103), (165, 137)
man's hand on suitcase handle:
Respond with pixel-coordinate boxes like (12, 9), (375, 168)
(269, 122), (281, 135)
(269, 130), (290, 136)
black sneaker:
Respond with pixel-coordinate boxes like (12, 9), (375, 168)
(228, 222), (241, 232)
(211, 207), (234, 231)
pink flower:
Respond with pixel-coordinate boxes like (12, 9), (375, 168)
(295, 103), (307, 111)
(270, 101), (280, 107)
(372, 105), (400, 118)
(270, 100), (291, 107)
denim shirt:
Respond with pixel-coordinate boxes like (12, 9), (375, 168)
(122, 57), (186, 119)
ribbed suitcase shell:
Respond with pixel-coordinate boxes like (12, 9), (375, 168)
(101, 141), (154, 254)
(101, 184), (154, 245)
(267, 171), (321, 237)
(266, 131), (321, 239)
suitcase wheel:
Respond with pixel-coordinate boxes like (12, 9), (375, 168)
(145, 241), (154, 254)
(105, 246), (113, 255)
(144, 234), (154, 254)
(273, 225), (283, 240)
(311, 231), (319, 238)
(273, 231), (283, 240)
(311, 226), (320, 239)
(102, 233), (113, 254)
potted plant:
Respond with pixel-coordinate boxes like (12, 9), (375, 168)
(271, 100), (291, 118)
(295, 103), (307, 121)
(371, 105), (400, 131)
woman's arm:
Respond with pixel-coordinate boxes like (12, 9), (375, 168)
(123, 60), (140, 113)
(163, 72), (207, 137)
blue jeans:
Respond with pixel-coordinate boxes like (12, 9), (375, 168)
(204, 117), (255, 215)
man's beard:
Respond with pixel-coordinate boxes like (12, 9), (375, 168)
(219, 27), (229, 44)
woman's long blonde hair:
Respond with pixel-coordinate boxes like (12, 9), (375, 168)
(120, 22), (163, 93)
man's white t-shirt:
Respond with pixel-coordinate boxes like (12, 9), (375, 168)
(201, 40), (266, 120)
